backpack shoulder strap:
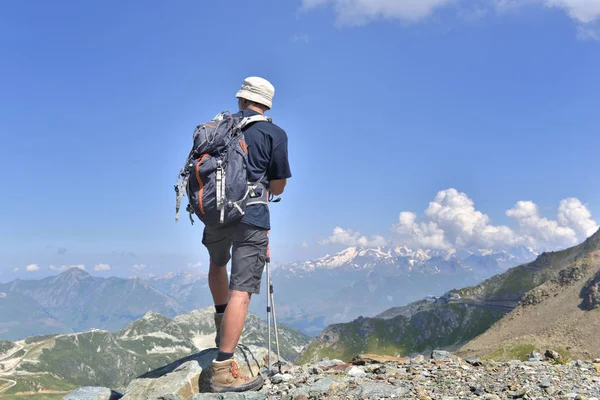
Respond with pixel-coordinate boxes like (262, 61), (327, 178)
(236, 114), (271, 131)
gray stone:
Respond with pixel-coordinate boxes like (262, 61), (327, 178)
(523, 360), (543, 366)
(539, 379), (553, 388)
(192, 393), (266, 400)
(529, 351), (543, 361)
(328, 380), (348, 392)
(270, 373), (293, 384)
(466, 358), (483, 366)
(306, 378), (334, 394)
(352, 382), (410, 397)
(122, 360), (201, 400)
(315, 359), (345, 368)
(431, 350), (452, 360)
(157, 395), (185, 400)
(346, 366), (366, 378)
(412, 354), (426, 363)
(470, 386), (485, 396)
(508, 389), (527, 399)
(63, 387), (123, 400)
(121, 346), (264, 399)
(288, 387), (309, 399)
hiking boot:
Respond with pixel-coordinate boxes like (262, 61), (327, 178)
(214, 312), (223, 348)
(208, 358), (264, 393)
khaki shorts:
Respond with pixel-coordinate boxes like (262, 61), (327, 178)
(202, 223), (269, 294)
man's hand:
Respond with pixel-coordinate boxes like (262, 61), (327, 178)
(269, 179), (287, 196)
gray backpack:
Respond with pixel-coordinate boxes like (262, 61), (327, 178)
(175, 111), (270, 227)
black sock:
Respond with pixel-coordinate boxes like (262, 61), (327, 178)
(216, 351), (234, 362)
(215, 303), (228, 314)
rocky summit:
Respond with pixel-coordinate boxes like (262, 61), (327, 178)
(62, 349), (600, 399)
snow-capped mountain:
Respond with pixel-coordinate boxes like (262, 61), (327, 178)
(288, 247), (397, 271)
(280, 245), (537, 275)
(260, 244), (538, 336)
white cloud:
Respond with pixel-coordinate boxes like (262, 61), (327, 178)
(393, 189), (519, 250)
(325, 187), (600, 253)
(94, 263), (111, 271)
(302, 0), (600, 37)
(13, 268), (19, 272)
(26, 264), (40, 272)
(187, 261), (203, 268)
(577, 24), (600, 40)
(133, 264), (146, 271)
(506, 197), (598, 250)
(392, 211), (449, 249)
(49, 264), (86, 271)
(302, 0), (454, 25)
(392, 189), (598, 252)
(543, 0), (600, 24)
(301, 241), (309, 248)
(321, 226), (388, 248)
(557, 197), (598, 238)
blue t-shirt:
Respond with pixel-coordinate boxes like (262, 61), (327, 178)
(234, 109), (291, 230)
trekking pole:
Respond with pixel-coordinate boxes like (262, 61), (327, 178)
(265, 240), (282, 375)
(266, 248), (272, 372)
(268, 258), (282, 374)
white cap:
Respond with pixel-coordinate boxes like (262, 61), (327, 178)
(235, 76), (275, 109)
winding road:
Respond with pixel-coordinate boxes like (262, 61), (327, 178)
(0, 377), (17, 394)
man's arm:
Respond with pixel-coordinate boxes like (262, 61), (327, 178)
(269, 178), (287, 196)
(267, 131), (291, 196)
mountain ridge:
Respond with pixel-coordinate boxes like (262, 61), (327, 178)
(0, 243), (538, 341)
(0, 307), (310, 393)
(0, 267), (184, 340)
(280, 244), (537, 273)
(297, 229), (600, 364)
(456, 228), (600, 361)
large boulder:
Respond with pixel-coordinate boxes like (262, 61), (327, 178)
(121, 345), (269, 400)
(63, 386), (123, 399)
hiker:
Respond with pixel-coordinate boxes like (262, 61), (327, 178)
(203, 76), (291, 392)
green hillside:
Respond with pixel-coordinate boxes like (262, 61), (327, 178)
(0, 308), (309, 390)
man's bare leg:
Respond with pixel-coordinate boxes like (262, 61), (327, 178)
(210, 288), (263, 392)
(218, 289), (251, 353)
(208, 261), (229, 306)
(209, 261), (229, 348)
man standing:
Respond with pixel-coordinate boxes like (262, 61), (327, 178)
(203, 76), (291, 393)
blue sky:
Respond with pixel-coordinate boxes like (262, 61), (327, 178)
(1, 0), (599, 281)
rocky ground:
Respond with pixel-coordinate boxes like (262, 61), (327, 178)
(63, 349), (600, 399)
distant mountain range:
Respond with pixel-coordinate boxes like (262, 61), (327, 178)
(259, 245), (537, 335)
(297, 229), (600, 364)
(0, 245), (536, 341)
(0, 268), (183, 340)
(285, 245), (536, 273)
